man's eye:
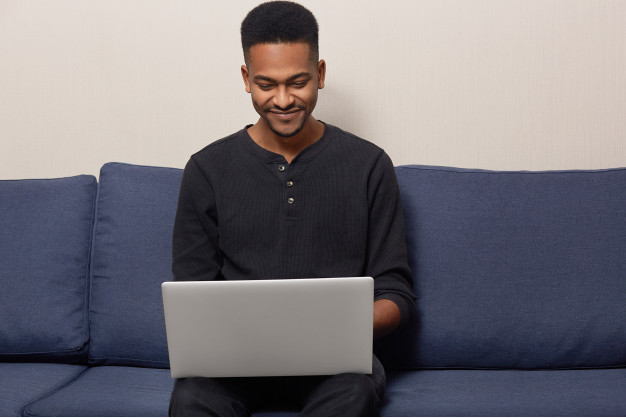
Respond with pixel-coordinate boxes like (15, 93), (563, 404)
(258, 84), (273, 90)
(292, 81), (307, 88)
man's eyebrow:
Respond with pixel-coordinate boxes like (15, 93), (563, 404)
(254, 75), (275, 82)
(287, 72), (312, 81)
(253, 72), (312, 83)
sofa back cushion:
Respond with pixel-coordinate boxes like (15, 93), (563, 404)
(0, 175), (96, 362)
(379, 165), (626, 370)
(89, 163), (182, 368)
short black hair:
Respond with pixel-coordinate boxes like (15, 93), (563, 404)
(241, 1), (319, 65)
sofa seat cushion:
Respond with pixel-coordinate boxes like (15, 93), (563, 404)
(0, 175), (96, 362)
(382, 368), (626, 417)
(0, 363), (86, 417)
(22, 366), (174, 417)
(89, 163), (183, 368)
(381, 165), (626, 369)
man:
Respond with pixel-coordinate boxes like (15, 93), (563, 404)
(169, 1), (415, 416)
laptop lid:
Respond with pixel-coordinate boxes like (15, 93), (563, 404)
(162, 277), (373, 378)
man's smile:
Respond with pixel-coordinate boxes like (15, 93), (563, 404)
(267, 107), (305, 121)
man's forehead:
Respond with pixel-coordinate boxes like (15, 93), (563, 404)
(246, 42), (316, 73)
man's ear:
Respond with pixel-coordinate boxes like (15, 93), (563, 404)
(317, 59), (326, 89)
(241, 65), (251, 93)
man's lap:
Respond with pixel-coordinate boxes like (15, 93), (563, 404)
(169, 355), (386, 416)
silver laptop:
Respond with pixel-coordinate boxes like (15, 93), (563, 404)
(162, 277), (373, 378)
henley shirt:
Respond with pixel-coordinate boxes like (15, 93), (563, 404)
(172, 123), (415, 326)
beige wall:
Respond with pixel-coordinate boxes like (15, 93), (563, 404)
(1, 0), (625, 179)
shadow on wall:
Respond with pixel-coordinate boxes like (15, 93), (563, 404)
(316, 84), (371, 139)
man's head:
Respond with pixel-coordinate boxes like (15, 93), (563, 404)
(241, 1), (319, 66)
(240, 1), (325, 139)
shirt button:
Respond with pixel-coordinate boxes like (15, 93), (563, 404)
(278, 165), (286, 172)
(288, 197), (295, 204)
(287, 181), (294, 187)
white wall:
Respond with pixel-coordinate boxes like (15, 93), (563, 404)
(1, 0), (625, 179)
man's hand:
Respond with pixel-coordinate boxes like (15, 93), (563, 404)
(373, 299), (402, 339)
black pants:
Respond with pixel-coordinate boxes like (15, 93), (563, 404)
(169, 355), (386, 416)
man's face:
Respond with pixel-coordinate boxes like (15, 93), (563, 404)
(241, 43), (325, 138)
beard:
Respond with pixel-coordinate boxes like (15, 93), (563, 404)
(262, 105), (309, 138)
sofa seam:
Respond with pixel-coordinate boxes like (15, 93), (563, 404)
(79, 176), (98, 354)
(387, 364), (626, 372)
(0, 174), (96, 183)
(104, 161), (183, 172)
(88, 356), (170, 367)
(86, 172), (102, 362)
(0, 347), (86, 356)
(19, 366), (89, 417)
(396, 165), (626, 175)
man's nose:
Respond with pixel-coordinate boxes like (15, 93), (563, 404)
(273, 86), (295, 109)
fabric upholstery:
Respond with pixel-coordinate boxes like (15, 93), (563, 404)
(3, 162), (625, 417)
(23, 366), (173, 417)
(0, 363), (86, 417)
(0, 175), (96, 362)
(382, 369), (626, 416)
(88, 163), (183, 368)
(377, 166), (626, 369)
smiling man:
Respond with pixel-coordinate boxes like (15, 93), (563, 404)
(241, 27), (326, 162)
(243, 42), (324, 142)
(168, 1), (415, 416)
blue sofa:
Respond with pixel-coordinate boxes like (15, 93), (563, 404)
(1, 162), (624, 416)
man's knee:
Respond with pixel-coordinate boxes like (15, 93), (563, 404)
(302, 373), (380, 416)
(169, 377), (249, 417)
(169, 378), (195, 416)
(338, 373), (379, 412)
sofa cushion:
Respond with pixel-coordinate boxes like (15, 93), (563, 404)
(382, 369), (626, 416)
(89, 163), (183, 367)
(378, 166), (626, 369)
(0, 363), (86, 416)
(22, 366), (173, 417)
(0, 175), (96, 362)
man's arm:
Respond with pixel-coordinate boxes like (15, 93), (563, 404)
(366, 151), (416, 335)
(172, 157), (222, 282)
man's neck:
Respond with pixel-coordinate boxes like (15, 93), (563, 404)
(247, 117), (325, 163)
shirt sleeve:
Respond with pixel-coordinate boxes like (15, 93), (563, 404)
(171, 156), (222, 282)
(366, 151), (416, 329)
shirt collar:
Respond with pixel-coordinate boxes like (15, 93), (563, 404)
(240, 122), (332, 164)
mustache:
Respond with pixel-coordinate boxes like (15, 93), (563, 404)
(263, 104), (306, 113)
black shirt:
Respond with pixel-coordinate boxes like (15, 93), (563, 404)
(172, 123), (415, 327)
